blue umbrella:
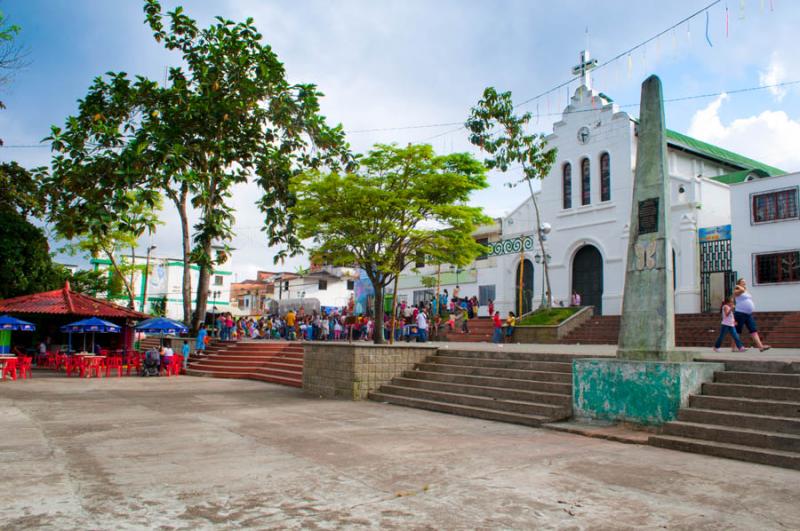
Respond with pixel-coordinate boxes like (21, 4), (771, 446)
(0, 315), (36, 331)
(0, 315), (36, 354)
(135, 317), (188, 349)
(60, 317), (121, 352)
(135, 317), (188, 335)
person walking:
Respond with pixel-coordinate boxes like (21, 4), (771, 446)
(733, 278), (771, 352)
(492, 311), (503, 344)
(181, 340), (190, 370)
(195, 324), (207, 355)
(714, 297), (746, 352)
(416, 310), (429, 343)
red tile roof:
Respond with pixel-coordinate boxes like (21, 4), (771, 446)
(0, 282), (148, 319)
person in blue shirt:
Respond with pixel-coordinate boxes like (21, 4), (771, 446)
(181, 340), (190, 369)
(195, 324), (207, 354)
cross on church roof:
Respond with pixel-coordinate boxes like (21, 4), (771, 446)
(572, 50), (598, 90)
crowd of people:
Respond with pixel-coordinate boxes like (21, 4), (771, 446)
(192, 287), (518, 349)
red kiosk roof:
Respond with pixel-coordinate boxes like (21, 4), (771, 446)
(0, 281), (148, 319)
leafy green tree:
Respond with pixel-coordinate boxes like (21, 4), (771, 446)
(48, 1), (352, 331)
(68, 269), (108, 296)
(47, 188), (162, 309)
(0, 8), (26, 146)
(466, 87), (557, 308)
(290, 144), (490, 344)
(0, 162), (45, 217)
(0, 209), (68, 299)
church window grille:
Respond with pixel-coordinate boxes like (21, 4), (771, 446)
(581, 158), (591, 205)
(755, 251), (800, 284)
(562, 163), (572, 209)
(478, 285), (496, 306)
(751, 188), (798, 223)
(600, 152), (611, 202)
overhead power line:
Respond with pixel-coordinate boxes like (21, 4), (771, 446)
(2, 78), (797, 150)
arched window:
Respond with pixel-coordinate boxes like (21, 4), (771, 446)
(581, 158), (591, 205)
(600, 152), (611, 202)
(562, 163), (572, 209)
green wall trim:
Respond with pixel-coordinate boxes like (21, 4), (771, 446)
(165, 261), (232, 275)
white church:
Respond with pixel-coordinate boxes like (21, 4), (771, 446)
(396, 52), (789, 317)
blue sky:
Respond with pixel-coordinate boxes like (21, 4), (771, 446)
(2, 0), (799, 279)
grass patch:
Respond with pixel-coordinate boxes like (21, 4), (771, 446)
(517, 307), (581, 326)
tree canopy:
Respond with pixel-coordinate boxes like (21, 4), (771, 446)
(290, 143), (491, 343)
(466, 87), (557, 308)
(0, 209), (68, 300)
(46, 1), (353, 329)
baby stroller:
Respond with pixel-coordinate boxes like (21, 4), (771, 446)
(141, 349), (161, 377)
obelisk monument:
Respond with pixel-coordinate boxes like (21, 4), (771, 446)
(572, 75), (721, 426)
(617, 75), (685, 361)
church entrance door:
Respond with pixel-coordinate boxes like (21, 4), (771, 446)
(572, 245), (603, 315)
(515, 259), (534, 316)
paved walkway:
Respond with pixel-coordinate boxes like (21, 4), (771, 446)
(1, 374), (798, 529)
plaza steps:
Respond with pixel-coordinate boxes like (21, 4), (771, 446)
(561, 311), (800, 348)
(186, 341), (304, 388)
(437, 317), (495, 342)
(369, 349), (577, 427)
(649, 360), (800, 470)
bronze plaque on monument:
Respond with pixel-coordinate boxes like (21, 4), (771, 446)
(638, 197), (659, 234)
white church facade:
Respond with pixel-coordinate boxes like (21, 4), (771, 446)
(396, 54), (785, 317)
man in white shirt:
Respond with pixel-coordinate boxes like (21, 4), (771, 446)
(416, 311), (429, 343)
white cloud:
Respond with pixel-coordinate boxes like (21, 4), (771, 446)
(759, 52), (791, 101)
(688, 95), (800, 173)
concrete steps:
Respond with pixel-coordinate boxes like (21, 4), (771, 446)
(187, 341), (303, 388)
(370, 350), (574, 427)
(562, 311), (800, 348)
(438, 317), (495, 342)
(649, 360), (800, 470)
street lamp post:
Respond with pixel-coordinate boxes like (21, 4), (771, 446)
(140, 245), (157, 313)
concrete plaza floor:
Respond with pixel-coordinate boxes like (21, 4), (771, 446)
(1, 374), (799, 530)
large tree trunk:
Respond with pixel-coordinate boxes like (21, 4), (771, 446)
(389, 273), (400, 344)
(372, 281), (385, 345)
(176, 187), (192, 325)
(527, 178), (552, 308)
(128, 246), (136, 309)
(191, 238), (213, 335)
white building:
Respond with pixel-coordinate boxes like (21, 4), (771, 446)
(730, 171), (800, 311)
(278, 266), (356, 310)
(397, 52), (785, 317)
(91, 252), (233, 321)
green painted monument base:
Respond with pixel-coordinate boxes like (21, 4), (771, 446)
(573, 358), (724, 426)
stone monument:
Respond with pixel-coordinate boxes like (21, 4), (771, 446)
(616, 75), (683, 361)
(572, 75), (723, 425)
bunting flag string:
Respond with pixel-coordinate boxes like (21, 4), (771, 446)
(705, 10), (714, 46)
(726, 3), (730, 37)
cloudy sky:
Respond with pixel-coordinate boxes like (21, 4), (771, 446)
(2, 0), (799, 280)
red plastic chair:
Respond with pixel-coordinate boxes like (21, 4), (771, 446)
(84, 357), (103, 378)
(169, 356), (183, 376)
(1, 358), (18, 380)
(126, 352), (142, 376)
(17, 356), (32, 379)
(55, 353), (68, 372)
(66, 356), (84, 377)
(105, 356), (123, 377)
